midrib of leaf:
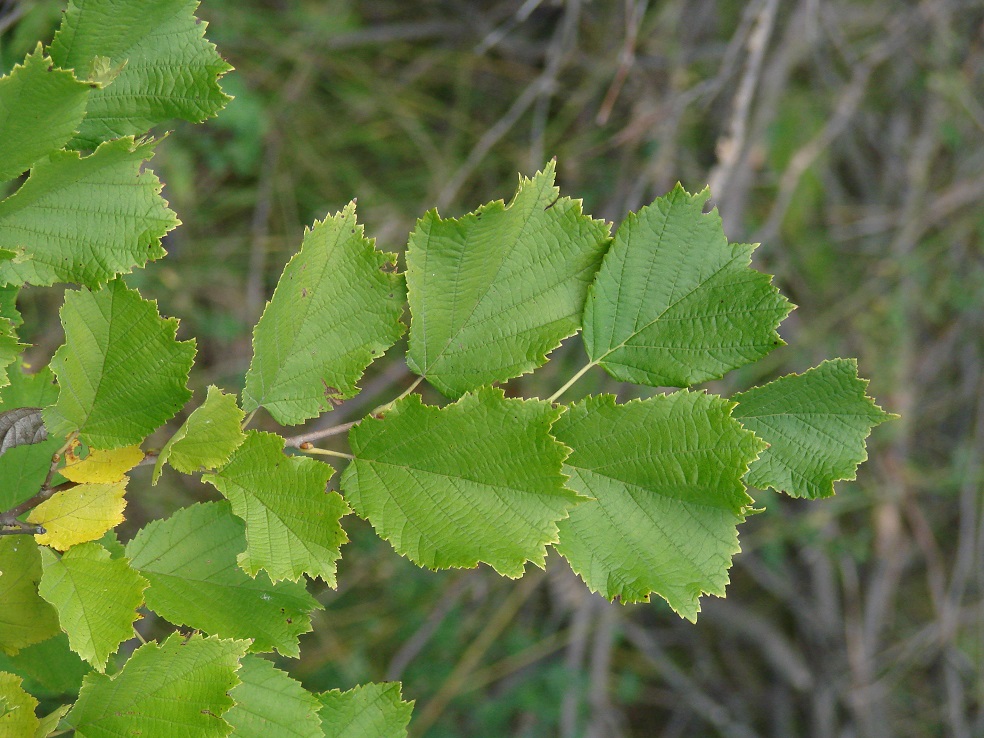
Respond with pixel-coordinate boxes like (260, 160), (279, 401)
(596, 248), (743, 365)
(352, 461), (562, 559)
(44, 558), (99, 658)
(421, 177), (548, 375)
(251, 228), (339, 409)
(569, 467), (732, 581)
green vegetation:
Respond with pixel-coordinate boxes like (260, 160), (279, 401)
(1, 0), (976, 735)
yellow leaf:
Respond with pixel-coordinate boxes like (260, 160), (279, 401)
(61, 445), (143, 484)
(27, 480), (127, 551)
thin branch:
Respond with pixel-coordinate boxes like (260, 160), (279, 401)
(547, 361), (596, 404)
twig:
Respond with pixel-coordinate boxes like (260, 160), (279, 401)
(707, 0), (779, 205)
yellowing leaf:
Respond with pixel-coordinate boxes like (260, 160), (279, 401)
(61, 445), (143, 484)
(27, 480), (127, 550)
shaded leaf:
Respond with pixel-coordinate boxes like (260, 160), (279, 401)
(583, 185), (792, 387)
(342, 387), (580, 577)
(154, 385), (245, 483)
(406, 161), (610, 397)
(0, 538), (59, 656)
(0, 407), (46, 456)
(243, 203), (406, 425)
(28, 480), (127, 551)
(553, 392), (765, 620)
(37, 543), (147, 671)
(65, 633), (248, 737)
(35, 704), (71, 737)
(204, 432), (347, 584)
(43, 278), (196, 449)
(0, 44), (90, 183)
(0, 138), (178, 287)
(0, 365), (60, 512)
(226, 656), (322, 738)
(50, 0), (232, 148)
(317, 682), (412, 738)
(732, 359), (895, 499)
(0, 633), (90, 698)
(125, 501), (321, 657)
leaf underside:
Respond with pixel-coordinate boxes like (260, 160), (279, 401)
(0, 538), (60, 656)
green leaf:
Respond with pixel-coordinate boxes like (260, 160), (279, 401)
(43, 278), (196, 449)
(732, 359), (895, 499)
(204, 432), (348, 584)
(0, 633), (90, 697)
(225, 656), (322, 738)
(35, 704), (71, 738)
(405, 161), (610, 398)
(0, 365), (60, 512)
(0, 285), (21, 328)
(0, 44), (90, 183)
(0, 138), (178, 287)
(583, 185), (792, 387)
(0, 320), (20, 391)
(242, 203), (406, 425)
(0, 538), (60, 656)
(0, 672), (39, 737)
(553, 392), (765, 621)
(125, 501), (321, 657)
(153, 385), (245, 484)
(65, 633), (248, 737)
(317, 682), (413, 738)
(49, 0), (232, 148)
(341, 387), (580, 578)
(38, 542), (148, 671)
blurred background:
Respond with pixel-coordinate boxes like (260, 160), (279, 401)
(2, 0), (983, 735)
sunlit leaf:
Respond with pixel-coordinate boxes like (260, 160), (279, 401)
(583, 185), (792, 387)
(0, 139), (178, 287)
(0, 44), (90, 183)
(225, 656), (322, 738)
(28, 480), (127, 551)
(154, 385), (245, 483)
(243, 203), (406, 425)
(406, 161), (610, 397)
(49, 0), (232, 148)
(204, 432), (347, 584)
(65, 633), (248, 737)
(317, 682), (412, 738)
(342, 387), (580, 577)
(733, 359), (895, 498)
(43, 278), (196, 449)
(553, 392), (764, 620)
(37, 543), (147, 671)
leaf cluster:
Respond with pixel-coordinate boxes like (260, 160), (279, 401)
(0, 0), (894, 735)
